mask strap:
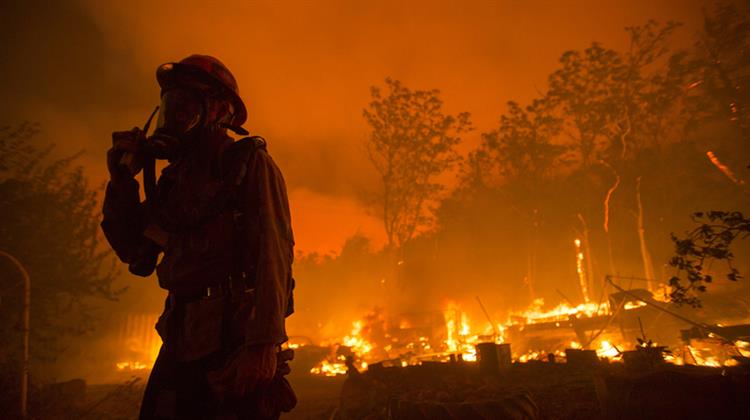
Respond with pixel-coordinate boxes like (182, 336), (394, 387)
(219, 123), (249, 136)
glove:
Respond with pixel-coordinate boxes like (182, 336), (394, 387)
(207, 344), (277, 401)
(107, 127), (146, 183)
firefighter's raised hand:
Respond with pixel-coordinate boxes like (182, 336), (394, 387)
(207, 343), (277, 400)
(107, 127), (146, 182)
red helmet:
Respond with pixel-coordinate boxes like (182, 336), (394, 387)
(156, 54), (247, 127)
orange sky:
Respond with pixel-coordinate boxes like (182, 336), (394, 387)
(1, 0), (705, 253)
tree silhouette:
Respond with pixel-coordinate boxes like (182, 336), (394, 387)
(669, 211), (749, 307)
(477, 99), (566, 187)
(685, 0), (750, 139)
(465, 98), (567, 299)
(363, 78), (471, 249)
(668, 1), (750, 306)
(0, 123), (121, 363)
(547, 42), (623, 169)
(450, 19), (737, 306)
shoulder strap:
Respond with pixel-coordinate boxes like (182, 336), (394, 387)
(162, 136), (266, 233)
(227, 136), (267, 286)
(228, 136), (267, 188)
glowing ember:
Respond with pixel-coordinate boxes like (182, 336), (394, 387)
(310, 355), (369, 377)
(623, 301), (647, 310)
(310, 358), (348, 376)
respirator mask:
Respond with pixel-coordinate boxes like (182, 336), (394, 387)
(148, 88), (206, 160)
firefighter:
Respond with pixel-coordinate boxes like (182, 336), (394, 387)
(102, 55), (296, 419)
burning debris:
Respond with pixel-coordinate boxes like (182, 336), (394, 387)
(110, 279), (750, 383)
(303, 284), (750, 379)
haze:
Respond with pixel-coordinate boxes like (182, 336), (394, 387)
(1, 0), (704, 254)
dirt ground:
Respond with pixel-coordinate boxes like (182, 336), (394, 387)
(78, 365), (343, 420)
(281, 373), (344, 419)
(0, 359), (343, 420)
(8, 360), (750, 419)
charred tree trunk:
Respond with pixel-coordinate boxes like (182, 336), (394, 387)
(603, 170), (620, 278)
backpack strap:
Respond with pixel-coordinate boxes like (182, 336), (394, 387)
(226, 136), (295, 317)
(227, 136), (267, 188)
(225, 136), (267, 291)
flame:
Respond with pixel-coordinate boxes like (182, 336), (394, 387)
(574, 239), (590, 303)
(684, 342), (746, 367)
(342, 320), (373, 356)
(309, 319), (375, 376)
(511, 298), (609, 325)
(688, 346), (722, 367)
(310, 357), (348, 376)
(624, 301), (647, 310)
(736, 340), (750, 358)
(441, 302), (496, 362)
(596, 340), (620, 358)
(518, 351), (542, 363)
(308, 293), (739, 376)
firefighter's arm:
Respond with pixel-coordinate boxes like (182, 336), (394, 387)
(101, 178), (148, 263)
(208, 149), (294, 399)
(244, 149), (294, 346)
(100, 129), (149, 263)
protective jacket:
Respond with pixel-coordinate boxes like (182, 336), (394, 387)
(102, 134), (294, 360)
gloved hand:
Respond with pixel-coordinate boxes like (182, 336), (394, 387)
(107, 127), (146, 183)
(207, 344), (277, 400)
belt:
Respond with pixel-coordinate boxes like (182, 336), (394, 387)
(170, 273), (254, 303)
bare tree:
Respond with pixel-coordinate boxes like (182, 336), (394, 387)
(363, 78), (471, 249)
